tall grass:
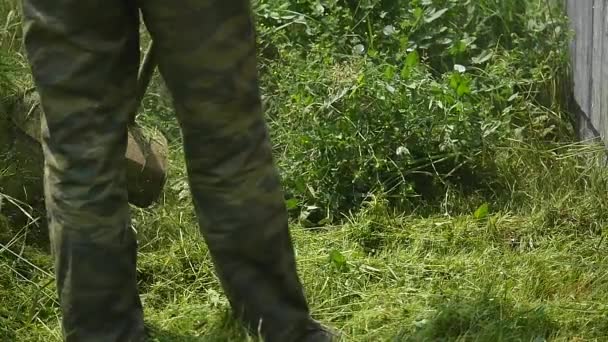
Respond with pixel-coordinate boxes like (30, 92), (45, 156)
(253, 0), (574, 221)
(0, 0), (27, 98)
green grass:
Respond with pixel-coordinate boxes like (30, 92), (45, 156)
(2, 0), (608, 341)
(3, 143), (608, 341)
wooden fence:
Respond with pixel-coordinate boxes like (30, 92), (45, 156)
(566, 1), (608, 141)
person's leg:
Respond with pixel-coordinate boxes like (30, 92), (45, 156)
(21, 1), (144, 340)
(138, 1), (322, 340)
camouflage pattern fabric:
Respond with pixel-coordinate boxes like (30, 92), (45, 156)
(21, 0), (323, 341)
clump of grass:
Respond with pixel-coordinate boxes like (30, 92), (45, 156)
(1, 0), (29, 99)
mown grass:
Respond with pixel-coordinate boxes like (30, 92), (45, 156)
(2, 0), (608, 341)
(3, 142), (608, 341)
(3, 161), (608, 341)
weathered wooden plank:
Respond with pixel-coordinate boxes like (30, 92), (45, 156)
(568, 0), (593, 118)
(590, 0), (604, 137)
(601, 3), (608, 143)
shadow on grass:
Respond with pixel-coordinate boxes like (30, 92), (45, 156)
(148, 329), (222, 342)
(396, 294), (558, 342)
(146, 313), (254, 342)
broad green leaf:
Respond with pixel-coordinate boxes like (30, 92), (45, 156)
(454, 64), (466, 73)
(457, 82), (471, 96)
(330, 250), (348, 270)
(383, 25), (397, 36)
(474, 203), (489, 219)
(413, 7), (424, 22)
(449, 74), (460, 90)
(472, 50), (494, 64)
(384, 65), (396, 80)
(425, 8), (449, 23)
(353, 44), (365, 55)
(285, 198), (299, 210)
(401, 65), (411, 79)
(406, 50), (419, 67)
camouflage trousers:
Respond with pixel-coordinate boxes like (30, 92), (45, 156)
(21, 0), (320, 341)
